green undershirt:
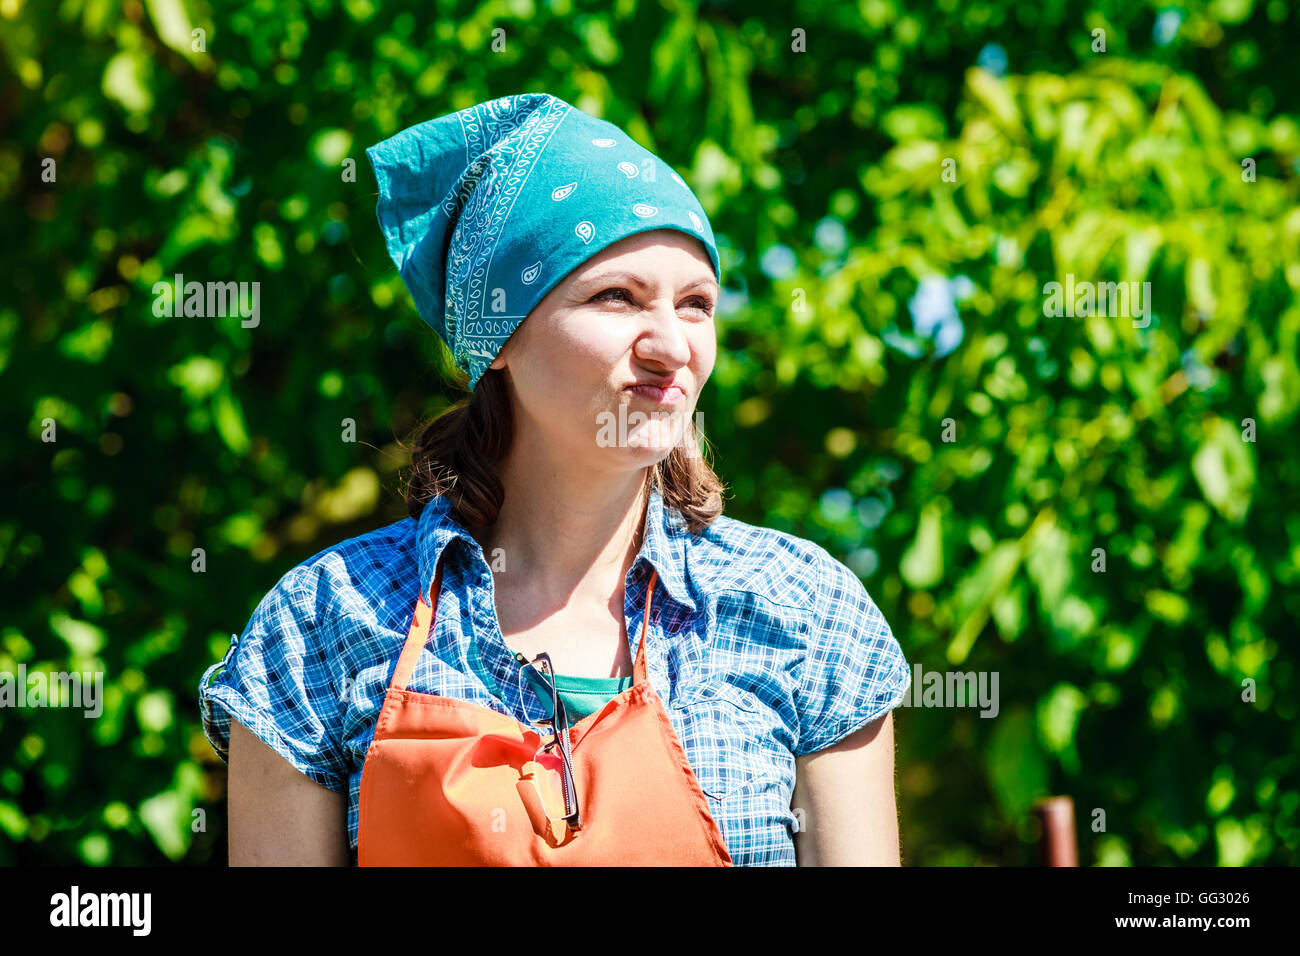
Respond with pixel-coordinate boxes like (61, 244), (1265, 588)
(552, 672), (634, 722)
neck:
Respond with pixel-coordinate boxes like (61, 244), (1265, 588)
(473, 445), (650, 607)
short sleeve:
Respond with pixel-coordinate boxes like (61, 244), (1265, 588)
(792, 549), (912, 757)
(198, 564), (350, 793)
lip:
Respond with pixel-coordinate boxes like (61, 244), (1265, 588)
(626, 383), (685, 405)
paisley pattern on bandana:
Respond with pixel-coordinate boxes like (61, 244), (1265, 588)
(367, 93), (722, 390)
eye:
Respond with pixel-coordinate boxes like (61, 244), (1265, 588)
(592, 288), (714, 315)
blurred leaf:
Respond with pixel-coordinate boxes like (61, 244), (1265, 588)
(986, 709), (1049, 820)
(901, 501), (944, 589)
(310, 128), (353, 167)
(1192, 417), (1254, 523)
(137, 761), (203, 861)
(102, 50), (153, 114)
(212, 385), (251, 455)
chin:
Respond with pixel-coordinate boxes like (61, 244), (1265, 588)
(594, 402), (692, 456)
(625, 442), (677, 465)
(627, 416), (692, 454)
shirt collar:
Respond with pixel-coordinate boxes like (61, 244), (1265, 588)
(413, 482), (697, 613)
(637, 482), (697, 613)
(414, 494), (482, 602)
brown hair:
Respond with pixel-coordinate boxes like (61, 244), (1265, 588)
(403, 366), (727, 534)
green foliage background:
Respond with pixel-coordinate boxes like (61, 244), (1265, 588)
(2, 0), (1297, 865)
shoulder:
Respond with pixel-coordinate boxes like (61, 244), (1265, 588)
(255, 516), (419, 623)
(685, 511), (857, 618)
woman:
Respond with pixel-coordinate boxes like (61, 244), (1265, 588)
(199, 93), (912, 866)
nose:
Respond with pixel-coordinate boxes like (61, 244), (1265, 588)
(632, 297), (693, 370)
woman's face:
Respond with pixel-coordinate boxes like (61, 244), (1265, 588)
(489, 228), (718, 475)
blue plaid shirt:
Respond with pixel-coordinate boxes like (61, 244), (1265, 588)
(198, 484), (911, 866)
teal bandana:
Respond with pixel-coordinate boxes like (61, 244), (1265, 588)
(367, 92), (723, 390)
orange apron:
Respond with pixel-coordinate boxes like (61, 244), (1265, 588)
(357, 552), (733, 866)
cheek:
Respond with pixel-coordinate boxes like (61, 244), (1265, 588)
(515, 322), (621, 410)
(688, 325), (718, 382)
(552, 314), (630, 379)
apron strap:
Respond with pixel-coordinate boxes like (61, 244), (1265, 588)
(388, 552), (659, 695)
(632, 568), (658, 686)
(390, 551), (447, 693)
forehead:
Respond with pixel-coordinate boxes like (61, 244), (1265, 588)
(571, 231), (717, 288)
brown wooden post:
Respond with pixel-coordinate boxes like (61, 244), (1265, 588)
(1033, 796), (1078, 866)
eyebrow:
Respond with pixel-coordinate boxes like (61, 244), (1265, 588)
(577, 270), (719, 297)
